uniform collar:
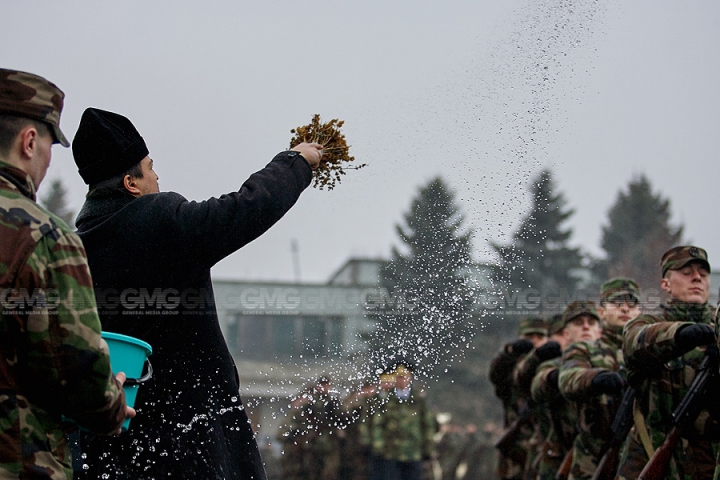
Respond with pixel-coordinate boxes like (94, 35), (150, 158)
(601, 324), (624, 349)
(0, 160), (37, 201)
(75, 190), (135, 232)
(663, 300), (711, 324)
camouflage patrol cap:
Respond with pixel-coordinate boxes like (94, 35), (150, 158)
(0, 69), (69, 147)
(661, 246), (710, 276)
(518, 317), (547, 337)
(562, 301), (600, 326)
(600, 278), (640, 304)
(546, 314), (565, 336)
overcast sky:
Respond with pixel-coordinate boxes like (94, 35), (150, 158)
(3, 0), (719, 284)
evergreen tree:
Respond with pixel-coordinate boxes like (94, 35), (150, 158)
(596, 174), (683, 292)
(371, 177), (475, 378)
(491, 169), (583, 314)
(40, 178), (75, 228)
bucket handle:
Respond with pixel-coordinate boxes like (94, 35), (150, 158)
(123, 360), (153, 386)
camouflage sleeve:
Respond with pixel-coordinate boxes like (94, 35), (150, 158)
(23, 228), (125, 434)
(558, 342), (606, 401)
(622, 313), (690, 371)
(514, 349), (541, 398)
(531, 358), (561, 403)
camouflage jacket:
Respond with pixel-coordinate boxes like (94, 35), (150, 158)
(358, 390), (390, 447)
(618, 301), (720, 480)
(559, 326), (625, 479)
(0, 161), (125, 479)
(532, 357), (578, 479)
(369, 387), (436, 462)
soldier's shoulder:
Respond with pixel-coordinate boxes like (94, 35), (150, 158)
(624, 312), (663, 330)
(0, 189), (74, 243)
(538, 357), (561, 369)
(564, 340), (593, 356)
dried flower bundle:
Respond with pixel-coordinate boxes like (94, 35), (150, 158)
(290, 114), (366, 190)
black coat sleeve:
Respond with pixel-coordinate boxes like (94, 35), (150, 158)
(168, 151), (312, 267)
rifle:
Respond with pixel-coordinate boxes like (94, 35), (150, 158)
(591, 386), (636, 480)
(495, 404), (532, 455)
(555, 448), (573, 480)
(638, 345), (718, 480)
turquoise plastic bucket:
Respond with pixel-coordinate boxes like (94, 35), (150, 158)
(101, 332), (153, 431)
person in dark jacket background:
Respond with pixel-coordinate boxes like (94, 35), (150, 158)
(72, 107), (322, 479)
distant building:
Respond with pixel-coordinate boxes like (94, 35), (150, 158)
(212, 258), (388, 446)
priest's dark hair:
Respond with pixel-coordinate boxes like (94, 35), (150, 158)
(86, 162), (144, 200)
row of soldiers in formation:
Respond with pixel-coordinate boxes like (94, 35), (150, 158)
(280, 362), (437, 480)
(489, 245), (720, 480)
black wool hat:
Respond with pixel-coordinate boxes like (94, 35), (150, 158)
(73, 108), (149, 185)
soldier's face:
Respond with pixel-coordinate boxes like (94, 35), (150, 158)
(396, 373), (412, 389)
(524, 333), (547, 348)
(661, 262), (710, 304)
(563, 315), (601, 343)
(598, 298), (641, 329)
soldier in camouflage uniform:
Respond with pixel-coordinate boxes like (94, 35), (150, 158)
(361, 367), (397, 480)
(284, 376), (344, 480)
(618, 246), (719, 480)
(490, 317), (548, 480)
(369, 361), (436, 480)
(0, 69), (129, 479)
(341, 380), (377, 480)
(517, 314), (567, 479)
(558, 280), (641, 480)
(514, 315), (567, 479)
(528, 314), (580, 480)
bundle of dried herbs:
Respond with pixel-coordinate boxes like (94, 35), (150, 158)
(290, 114), (366, 190)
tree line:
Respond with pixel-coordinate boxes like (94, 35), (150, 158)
(374, 170), (682, 426)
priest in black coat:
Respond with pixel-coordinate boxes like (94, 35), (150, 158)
(72, 108), (322, 479)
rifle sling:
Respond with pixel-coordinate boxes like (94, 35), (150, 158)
(633, 398), (655, 459)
